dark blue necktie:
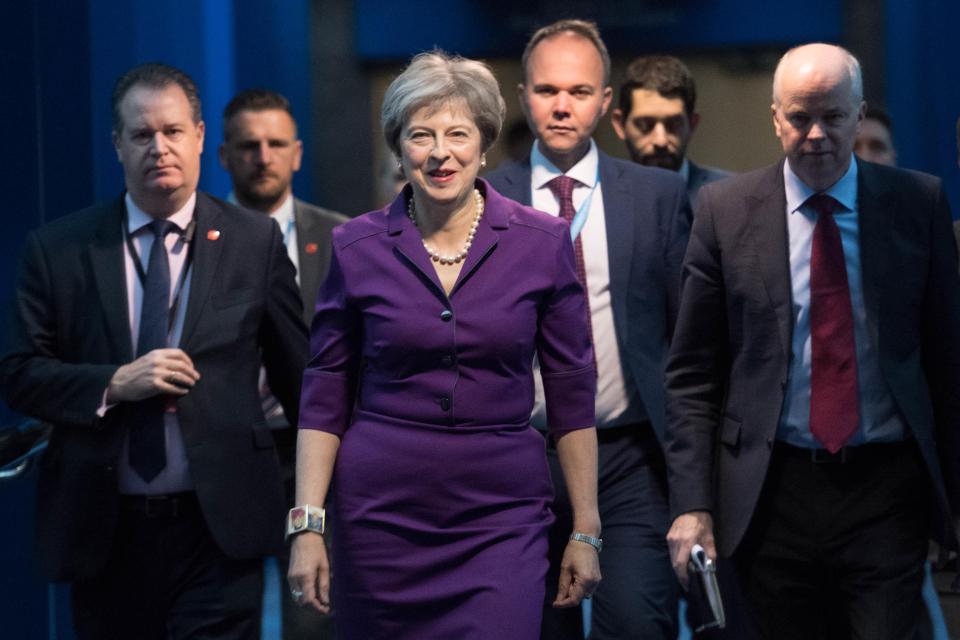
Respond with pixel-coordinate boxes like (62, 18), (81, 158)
(129, 219), (177, 482)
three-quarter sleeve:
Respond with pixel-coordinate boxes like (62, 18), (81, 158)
(298, 244), (360, 435)
(537, 230), (597, 436)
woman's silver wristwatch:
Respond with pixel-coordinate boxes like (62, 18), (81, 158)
(569, 532), (603, 553)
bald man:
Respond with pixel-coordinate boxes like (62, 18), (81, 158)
(664, 43), (960, 639)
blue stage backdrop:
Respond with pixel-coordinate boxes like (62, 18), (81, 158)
(2, 3), (959, 639)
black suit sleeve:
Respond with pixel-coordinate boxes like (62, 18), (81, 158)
(664, 184), (693, 341)
(664, 185), (728, 519)
(0, 231), (117, 427)
(923, 185), (960, 513)
(259, 220), (309, 427)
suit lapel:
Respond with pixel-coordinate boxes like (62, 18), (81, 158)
(749, 162), (793, 358)
(180, 193), (225, 347)
(855, 160), (891, 344)
(598, 153), (633, 341)
(494, 160), (533, 205)
(88, 197), (133, 362)
(450, 181), (504, 297)
(387, 189), (449, 304)
(294, 199), (321, 321)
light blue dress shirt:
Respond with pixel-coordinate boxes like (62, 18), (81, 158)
(777, 158), (907, 448)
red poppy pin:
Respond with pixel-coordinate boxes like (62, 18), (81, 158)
(305, 242), (319, 254)
(207, 229), (221, 241)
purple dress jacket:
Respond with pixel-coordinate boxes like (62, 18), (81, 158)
(298, 179), (595, 639)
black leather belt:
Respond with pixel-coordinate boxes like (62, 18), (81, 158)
(118, 492), (199, 518)
(779, 440), (911, 464)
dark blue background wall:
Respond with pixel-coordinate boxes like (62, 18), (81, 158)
(2, 2), (958, 637)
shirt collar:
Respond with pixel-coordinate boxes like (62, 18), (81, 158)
(269, 193), (296, 230)
(530, 138), (599, 189)
(784, 155), (858, 215)
(678, 157), (691, 185)
(125, 192), (196, 234)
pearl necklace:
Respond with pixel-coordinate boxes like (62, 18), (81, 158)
(407, 189), (484, 265)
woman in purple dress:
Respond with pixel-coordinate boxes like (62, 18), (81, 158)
(287, 51), (601, 639)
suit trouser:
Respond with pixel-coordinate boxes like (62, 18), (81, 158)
(733, 441), (930, 640)
(540, 424), (679, 640)
(71, 492), (263, 640)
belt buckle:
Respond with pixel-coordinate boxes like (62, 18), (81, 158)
(144, 495), (176, 518)
(810, 447), (847, 463)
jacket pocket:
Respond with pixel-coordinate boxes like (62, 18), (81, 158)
(720, 415), (741, 448)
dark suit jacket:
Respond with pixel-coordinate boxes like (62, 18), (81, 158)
(953, 219), (960, 273)
(486, 150), (691, 439)
(267, 199), (348, 460)
(293, 198), (348, 328)
(665, 158), (960, 556)
(686, 160), (732, 210)
(0, 192), (308, 581)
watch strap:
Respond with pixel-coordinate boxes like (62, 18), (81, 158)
(570, 531), (603, 553)
(286, 504), (326, 540)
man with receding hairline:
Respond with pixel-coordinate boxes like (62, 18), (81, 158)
(1, 63), (307, 639)
(664, 43), (960, 639)
(488, 18), (691, 640)
(220, 88), (345, 640)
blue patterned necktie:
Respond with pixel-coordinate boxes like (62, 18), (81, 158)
(129, 219), (177, 482)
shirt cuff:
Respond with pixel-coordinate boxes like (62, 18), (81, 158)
(96, 388), (116, 418)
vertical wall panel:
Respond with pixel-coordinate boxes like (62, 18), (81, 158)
(886, 0), (960, 213)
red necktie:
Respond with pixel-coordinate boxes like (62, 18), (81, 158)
(547, 175), (596, 368)
(808, 193), (859, 453)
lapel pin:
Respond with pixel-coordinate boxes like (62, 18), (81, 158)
(207, 229), (221, 241)
(305, 242), (318, 255)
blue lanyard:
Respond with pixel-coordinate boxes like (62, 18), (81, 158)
(567, 164), (601, 240)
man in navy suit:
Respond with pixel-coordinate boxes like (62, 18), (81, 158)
(611, 55), (731, 210)
(0, 63), (307, 639)
(220, 88), (346, 640)
(486, 19), (691, 640)
(665, 43), (960, 639)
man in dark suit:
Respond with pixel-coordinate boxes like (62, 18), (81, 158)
(486, 19), (691, 640)
(665, 43), (960, 639)
(220, 88), (346, 639)
(0, 63), (307, 639)
(611, 55), (730, 209)
(219, 89), (347, 328)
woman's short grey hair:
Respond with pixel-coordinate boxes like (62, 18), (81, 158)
(381, 51), (506, 157)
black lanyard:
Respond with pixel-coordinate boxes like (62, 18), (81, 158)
(122, 213), (198, 333)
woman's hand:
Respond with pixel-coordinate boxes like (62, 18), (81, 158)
(552, 539), (602, 608)
(287, 532), (332, 614)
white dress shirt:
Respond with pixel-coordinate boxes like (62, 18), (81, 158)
(777, 158), (907, 447)
(116, 192), (196, 494)
(528, 139), (644, 430)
